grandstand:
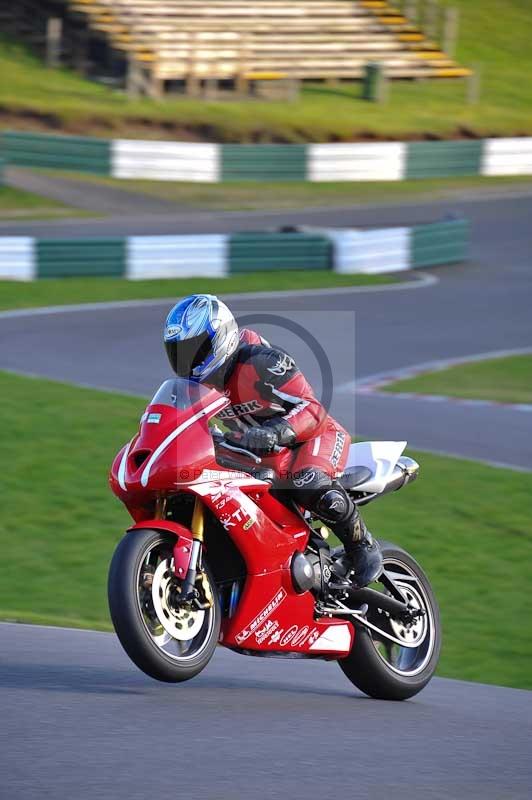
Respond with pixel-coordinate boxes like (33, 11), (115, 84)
(1, 0), (469, 97)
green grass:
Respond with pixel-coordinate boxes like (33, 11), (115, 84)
(385, 354), (532, 405)
(0, 271), (397, 312)
(31, 169), (532, 211)
(0, 184), (90, 219)
(1, 370), (531, 689)
(0, 1), (531, 141)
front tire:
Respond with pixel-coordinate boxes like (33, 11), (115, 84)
(108, 529), (220, 683)
(339, 540), (441, 700)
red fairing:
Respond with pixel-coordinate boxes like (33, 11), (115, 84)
(128, 520), (194, 577)
(221, 573), (353, 657)
(109, 385), (229, 510)
(109, 378), (355, 659)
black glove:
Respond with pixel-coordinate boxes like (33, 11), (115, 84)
(238, 427), (279, 455)
(261, 418), (297, 447)
(234, 419), (296, 455)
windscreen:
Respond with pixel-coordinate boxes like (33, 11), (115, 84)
(150, 378), (213, 410)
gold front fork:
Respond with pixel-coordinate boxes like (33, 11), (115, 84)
(190, 497), (213, 607)
(191, 496), (205, 543)
(154, 495), (167, 520)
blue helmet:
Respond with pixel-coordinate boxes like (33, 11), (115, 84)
(163, 294), (239, 383)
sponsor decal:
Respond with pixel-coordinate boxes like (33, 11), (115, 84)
(255, 619), (279, 644)
(268, 629), (283, 645)
(236, 589), (287, 645)
(293, 471), (316, 488)
(331, 431), (347, 469)
(208, 485), (225, 503)
(218, 399), (264, 420)
(220, 506), (255, 531)
(276, 625), (321, 649)
(300, 628), (320, 647)
(147, 413), (161, 424)
(291, 626), (309, 647)
(284, 400), (309, 420)
(279, 625), (299, 647)
(268, 353), (295, 377)
(165, 324), (182, 339)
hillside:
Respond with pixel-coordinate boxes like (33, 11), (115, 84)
(0, 0), (530, 142)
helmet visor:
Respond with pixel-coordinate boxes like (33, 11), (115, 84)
(165, 332), (212, 379)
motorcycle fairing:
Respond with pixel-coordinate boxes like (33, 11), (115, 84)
(189, 480), (354, 657)
(127, 519), (194, 577)
(346, 441), (407, 494)
(221, 571), (354, 656)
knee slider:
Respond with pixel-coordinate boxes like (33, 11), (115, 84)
(291, 468), (332, 507)
(315, 487), (354, 524)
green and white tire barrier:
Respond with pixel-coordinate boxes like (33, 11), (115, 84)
(2, 131), (532, 181)
(0, 219), (468, 281)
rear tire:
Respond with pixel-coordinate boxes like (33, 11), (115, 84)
(338, 540), (441, 700)
(108, 529), (220, 683)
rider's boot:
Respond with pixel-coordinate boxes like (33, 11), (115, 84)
(331, 508), (383, 589)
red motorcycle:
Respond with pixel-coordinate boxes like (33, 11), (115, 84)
(108, 378), (441, 700)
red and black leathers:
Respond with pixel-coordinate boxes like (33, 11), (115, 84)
(209, 328), (382, 569)
(216, 328), (351, 481)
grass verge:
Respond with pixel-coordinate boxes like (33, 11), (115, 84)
(1, 370), (531, 689)
(0, 271), (398, 312)
(0, 1), (531, 141)
(385, 354), (532, 405)
(0, 184), (90, 220)
(28, 170), (532, 212)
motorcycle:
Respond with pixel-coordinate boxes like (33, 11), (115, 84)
(108, 377), (441, 700)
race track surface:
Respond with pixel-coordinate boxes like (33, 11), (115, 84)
(1, 192), (531, 468)
(1, 194), (531, 800)
(2, 623), (531, 800)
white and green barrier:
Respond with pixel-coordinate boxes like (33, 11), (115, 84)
(0, 218), (468, 281)
(2, 131), (532, 181)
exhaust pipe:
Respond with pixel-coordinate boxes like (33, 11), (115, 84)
(381, 456), (420, 496)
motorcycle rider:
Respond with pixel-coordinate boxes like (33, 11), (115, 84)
(163, 293), (382, 589)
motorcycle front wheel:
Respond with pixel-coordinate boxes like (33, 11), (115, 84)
(108, 529), (220, 682)
(338, 540), (441, 700)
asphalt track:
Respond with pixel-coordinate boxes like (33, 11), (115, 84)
(1, 192), (531, 799)
(2, 623), (531, 800)
(1, 191), (531, 468)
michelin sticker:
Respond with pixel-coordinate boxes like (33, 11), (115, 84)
(235, 589), (287, 645)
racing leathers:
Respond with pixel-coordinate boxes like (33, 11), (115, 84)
(212, 328), (382, 588)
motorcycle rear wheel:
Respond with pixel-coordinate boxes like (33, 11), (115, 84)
(108, 529), (220, 683)
(338, 540), (441, 700)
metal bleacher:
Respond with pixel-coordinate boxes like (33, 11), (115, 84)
(5, 0), (470, 95)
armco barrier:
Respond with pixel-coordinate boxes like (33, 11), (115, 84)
(229, 232), (330, 272)
(127, 235), (227, 279)
(2, 131), (532, 182)
(307, 142), (405, 182)
(482, 138), (532, 176)
(37, 238), (126, 278)
(221, 145), (307, 182)
(3, 132), (111, 175)
(405, 140), (483, 179)
(410, 218), (469, 268)
(112, 140), (219, 182)
(325, 227), (410, 273)
(0, 219), (468, 281)
(0, 237), (35, 281)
